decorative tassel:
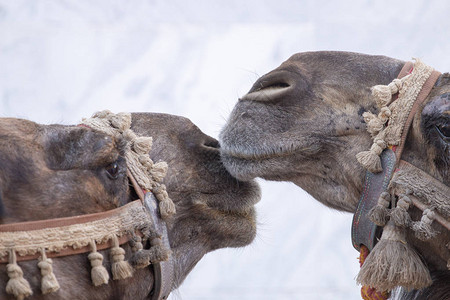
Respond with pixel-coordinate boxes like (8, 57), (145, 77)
(88, 240), (109, 286)
(357, 220), (432, 291)
(129, 236), (171, 268)
(150, 162), (168, 183)
(361, 285), (390, 300)
(368, 192), (391, 226)
(149, 237), (171, 262)
(363, 112), (384, 136)
(133, 136), (153, 155)
(358, 246), (390, 300)
(356, 138), (386, 173)
(5, 249), (33, 300)
(139, 154), (154, 169)
(37, 248), (60, 294)
(109, 112), (132, 132)
(122, 129), (138, 143)
(390, 194), (412, 228)
(92, 110), (113, 119)
(110, 235), (133, 280)
(129, 234), (150, 269)
(153, 186), (176, 218)
(363, 108), (391, 137)
(412, 209), (438, 241)
(371, 78), (403, 107)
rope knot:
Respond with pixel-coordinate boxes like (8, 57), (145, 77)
(413, 209), (438, 241)
(390, 194), (413, 228)
(363, 112), (384, 136)
(368, 192), (391, 226)
(356, 138), (387, 173)
(371, 78), (404, 107)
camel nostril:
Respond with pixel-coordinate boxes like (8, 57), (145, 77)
(259, 81), (290, 90)
(203, 138), (220, 149)
(240, 71), (293, 103)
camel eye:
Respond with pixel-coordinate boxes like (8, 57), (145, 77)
(105, 162), (119, 179)
(436, 124), (450, 140)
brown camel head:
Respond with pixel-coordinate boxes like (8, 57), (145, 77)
(0, 113), (260, 299)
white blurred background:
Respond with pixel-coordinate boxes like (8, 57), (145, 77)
(1, 1), (450, 299)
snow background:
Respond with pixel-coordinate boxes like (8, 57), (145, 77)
(1, 1), (450, 299)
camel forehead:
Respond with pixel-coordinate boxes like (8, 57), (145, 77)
(0, 119), (122, 170)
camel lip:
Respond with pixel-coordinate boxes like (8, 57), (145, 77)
(220, 148), (294, 161)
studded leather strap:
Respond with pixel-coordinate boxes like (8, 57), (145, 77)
(351, 149), (396, 251)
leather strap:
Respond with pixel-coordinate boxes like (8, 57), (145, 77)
(128, 170), (174, 300)
(394, 69), (441, 160)
(0, 200), (142, 263)
(352, 149), (396, 251)
(143, 192), (174, 300)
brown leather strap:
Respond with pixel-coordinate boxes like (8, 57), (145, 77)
(352, 149), (396, 251)
(397, 61), (414, 78)
(142, 192), (174, 300)
(128, 170), (174, 300)
(0, 200), (142, 233)
(394, 69), (441, 161)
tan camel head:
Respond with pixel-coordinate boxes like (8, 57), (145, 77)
(0, 113), (260, 299)
(220, 51), (449, 212)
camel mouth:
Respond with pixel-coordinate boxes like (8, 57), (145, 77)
(220, 147), (293, 161)
(220, 147), (294, 182)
